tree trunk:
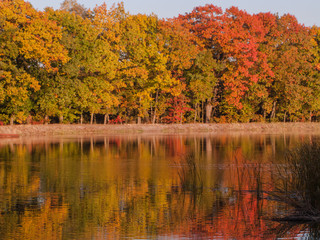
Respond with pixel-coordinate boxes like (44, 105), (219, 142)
(270, 101), (276, 120)
(150, 95), (153, 122)
(26, 115), (32, 125)
(201, 101), (204, 123)
(209, 88), (218, 123)
(124, 109), (128, 124)
(59, 115), (63, 124)
(144, 110), (150, 123)
(152, 89), (159, 124)
(284, 111), (287, 123)
(10, 115), (15, 125)
(194, 103), (198, 123)
(104, 113), (109, 125)
(310, 111), (312, 122)
(45, 115), (49, 125)
(90, 112), (94, 125)
(152, 109), (157, 124)
(80, 113), (83, 124)
(206, 100), (213, 123)
(138, 96), (142, 124)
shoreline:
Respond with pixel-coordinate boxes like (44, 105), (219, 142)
(1, 122), (320, 137)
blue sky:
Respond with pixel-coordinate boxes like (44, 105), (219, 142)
(27, 0), (320, 27)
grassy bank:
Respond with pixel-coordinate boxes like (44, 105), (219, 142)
(1, 123), (320, 137)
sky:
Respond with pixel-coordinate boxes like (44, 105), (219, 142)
(27, 0), (320, 27)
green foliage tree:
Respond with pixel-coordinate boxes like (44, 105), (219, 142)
(43, 4), (119, 124)
(119, 14), (181, 123)
(187, 51), (218, 123)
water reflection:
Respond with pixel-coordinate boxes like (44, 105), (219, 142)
(0, 134), (318, 239)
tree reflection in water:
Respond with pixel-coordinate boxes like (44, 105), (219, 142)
(0, 134), (318, 239)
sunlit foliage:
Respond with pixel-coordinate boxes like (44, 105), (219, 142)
(0, 0), (319, 124)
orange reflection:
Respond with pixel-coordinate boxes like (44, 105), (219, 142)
(0, 134), (315, 239)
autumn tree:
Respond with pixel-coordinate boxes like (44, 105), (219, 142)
(0, 1), (319, 124)
(119, 14), (180, 124)
(308, 26), (320, 121)
(43, 3), (119, 124)
(263, 14), (315, 121)
(158, 17), (200, 123)
(0, 0), (68, 124)
(179, 5), (226, 122)
(60, 0), (89, 18)
(186, 51), (219, 123)
(91, 3), (125, 124)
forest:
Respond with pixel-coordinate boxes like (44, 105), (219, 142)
(1, 0), (320, 124)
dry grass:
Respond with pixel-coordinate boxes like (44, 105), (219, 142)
(269, 142), (320, 222)
(176, 153), (204, 193)
(1, 122), (320, 137)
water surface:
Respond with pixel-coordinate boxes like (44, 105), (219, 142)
(0, 133), (318, 239)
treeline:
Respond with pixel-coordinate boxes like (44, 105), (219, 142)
(1, 0), (320, 124)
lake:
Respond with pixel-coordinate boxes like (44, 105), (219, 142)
(0, 133), (318, 239)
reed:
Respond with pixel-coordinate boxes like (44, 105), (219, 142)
(270, 142), (320, 221)
(177, 153), (204, 193)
